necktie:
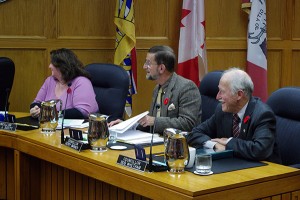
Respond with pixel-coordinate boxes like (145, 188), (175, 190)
(232, 114), (240, 138)
(156, 87), (163, 117)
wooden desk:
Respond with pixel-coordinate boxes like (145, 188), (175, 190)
(0, 115), (300, 199)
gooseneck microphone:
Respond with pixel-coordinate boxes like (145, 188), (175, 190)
(4, 88), (10, 122)
(61, 83), (72, 144)
(148, 103), (162, 172)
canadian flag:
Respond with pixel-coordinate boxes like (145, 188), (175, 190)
(246, 0), (268, 102)
(177, 0), (207, 86)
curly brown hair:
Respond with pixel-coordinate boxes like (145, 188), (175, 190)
(50, 48), (90, 83)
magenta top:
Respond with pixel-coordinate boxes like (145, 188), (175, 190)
(34, 76), (99, 117)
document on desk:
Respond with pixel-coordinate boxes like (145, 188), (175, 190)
(109, 111), (149, 133)
(108, 111), (164, 144)
(57, 119), (88, 129)
(116, 130), (163, 145)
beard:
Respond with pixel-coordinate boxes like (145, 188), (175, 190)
(146, 72), (159, 80)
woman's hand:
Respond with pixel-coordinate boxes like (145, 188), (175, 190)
(30, 105), (40, 118)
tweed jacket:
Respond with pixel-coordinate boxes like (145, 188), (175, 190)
(147, 73), (201, 134)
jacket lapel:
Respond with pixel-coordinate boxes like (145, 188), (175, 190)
(160, 73), (177, 117)
(222, 113), (233, 138)
(240, 97), (256, 138)
(150, 85), (160, 116)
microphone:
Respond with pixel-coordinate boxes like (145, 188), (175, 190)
(61, 83), (72, 144)
(148, 109), (158, 172)
(148, 104), (168, 172)
(4, 88), (10, 122)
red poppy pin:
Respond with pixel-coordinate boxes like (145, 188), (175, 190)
(243, 116), (250, 124)
(164, 98), (169, 105)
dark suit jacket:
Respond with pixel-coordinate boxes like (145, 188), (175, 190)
(138, 73), (201, 134)
(187, 97), (281, 163)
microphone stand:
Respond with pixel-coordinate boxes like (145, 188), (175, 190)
(4, 88), (10, 122)
(61, 83), (72, 144)
(148, 119), (157, 172)
(148, 104), (160, 172)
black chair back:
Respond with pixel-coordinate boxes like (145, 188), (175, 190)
(85, 63), (129, 122)
(0, 57), (15, 111)
(267, 87), (300, 168)
(199, 71), (223, 122)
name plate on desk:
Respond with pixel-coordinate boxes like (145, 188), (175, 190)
(0, 122), (17, 131)
(117, 155), (147, 172)
(64, 137), (90, 152)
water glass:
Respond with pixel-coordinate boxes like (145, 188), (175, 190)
(108, 130), (118, 144)
(195, 154), (212, 174)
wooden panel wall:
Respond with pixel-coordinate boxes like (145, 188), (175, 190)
(0, 0), (299, 117)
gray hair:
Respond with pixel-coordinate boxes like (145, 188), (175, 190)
(222, 67), (254, 99)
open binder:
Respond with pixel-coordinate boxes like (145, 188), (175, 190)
(109, 111), (163, 145)
(109, 111), (149, 133)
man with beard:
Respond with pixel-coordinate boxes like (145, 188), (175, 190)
(109, 45), (201, 135)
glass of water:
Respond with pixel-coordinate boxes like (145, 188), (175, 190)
(195, 154), (212, 175)
(108, 130), (118, 144)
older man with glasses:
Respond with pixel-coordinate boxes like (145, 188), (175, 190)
(109, 45), (201, 135)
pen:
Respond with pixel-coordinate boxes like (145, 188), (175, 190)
(153, 152), (165, 157)
(116, 140), (134, 145)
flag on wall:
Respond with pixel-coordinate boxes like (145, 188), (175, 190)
(244, 0), (268, 102)
(177, 0), (207, 86)
(114, 0), (137, 117)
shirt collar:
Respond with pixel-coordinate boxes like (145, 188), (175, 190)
(237, 102), (249, 121)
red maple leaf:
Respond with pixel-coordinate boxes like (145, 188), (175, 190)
(180, 9), (191, 27)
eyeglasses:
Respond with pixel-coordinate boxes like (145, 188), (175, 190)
(143, 60), (158, 69)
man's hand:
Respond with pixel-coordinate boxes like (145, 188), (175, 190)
(213, 142), (226, 151)
(211, 138), (229, 145)
(107, 119), (123, 127)
(138, 115), (155, 127)
(211, 138), (229, 151)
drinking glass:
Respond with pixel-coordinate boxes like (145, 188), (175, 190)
(195, 154), (212, 174)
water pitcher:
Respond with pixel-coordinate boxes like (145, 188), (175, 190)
(164, 128), (189, 173)
(87, 113), (109, 152)
(39, 99), (62, 134)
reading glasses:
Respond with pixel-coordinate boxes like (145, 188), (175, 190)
(143, 60), (159, 69)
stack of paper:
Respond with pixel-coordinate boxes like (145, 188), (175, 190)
(57, 119), (87, 129)
(109, 111), (163, 145)
(116, 130), (163, 144)
(109, 111), (149, 133)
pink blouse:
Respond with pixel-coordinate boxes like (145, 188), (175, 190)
(33, 76), (98, 117)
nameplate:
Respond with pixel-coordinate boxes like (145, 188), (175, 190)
(64, 137), (90, 152)
(0, 122), (17, 131)
(117, 155), (147, 172)
(69, 128), (86, 140)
